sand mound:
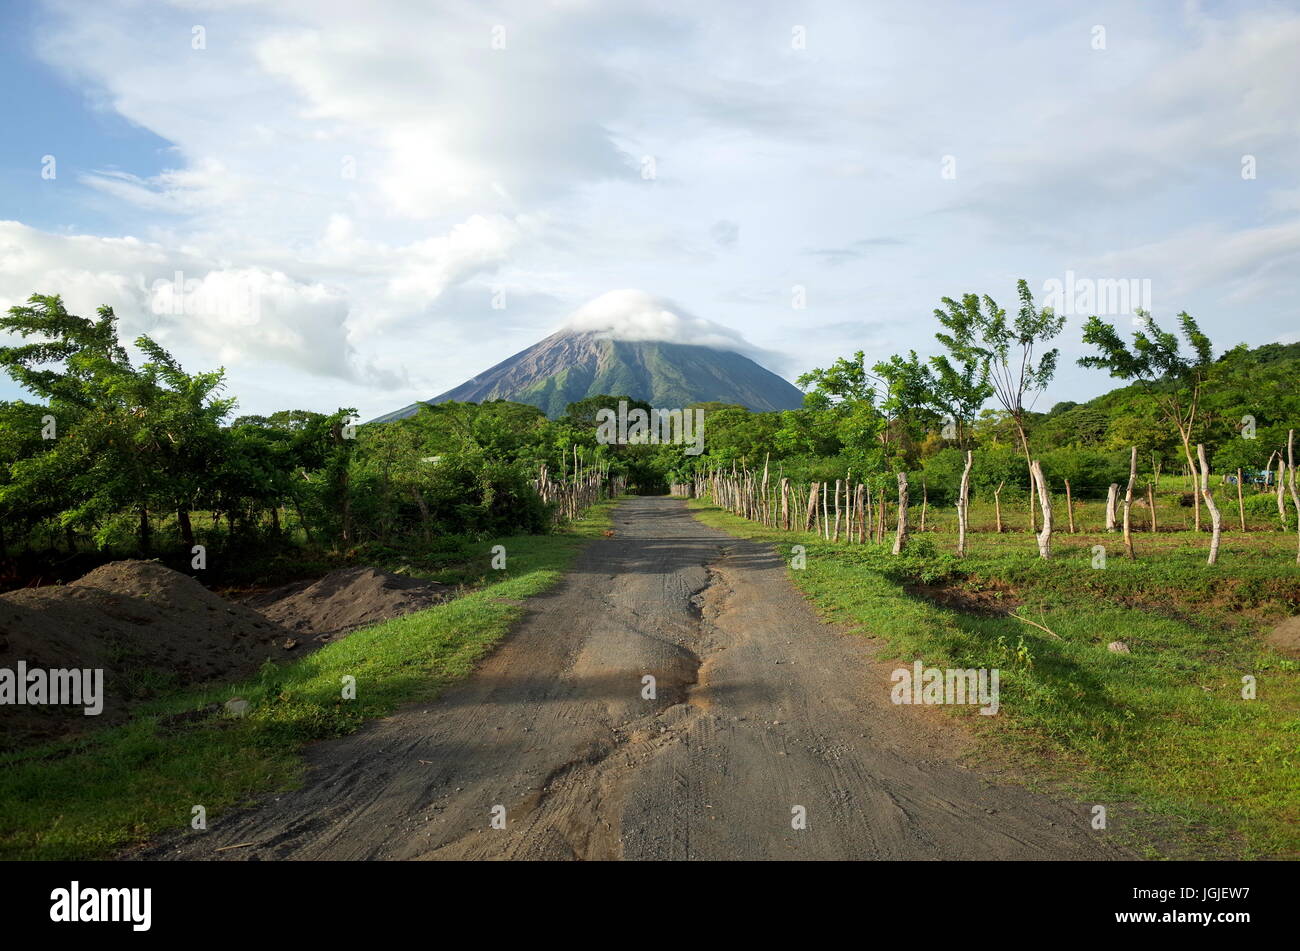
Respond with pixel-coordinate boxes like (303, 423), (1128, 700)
(0, 560), (289, 745)
(242, 567), (451, 650)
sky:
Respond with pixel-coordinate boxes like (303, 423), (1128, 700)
(1, 0), (1298, 421)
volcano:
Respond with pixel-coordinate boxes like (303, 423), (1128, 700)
(372, 328), (805, 421)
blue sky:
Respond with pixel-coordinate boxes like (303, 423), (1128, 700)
(1, 0), (1298, 420)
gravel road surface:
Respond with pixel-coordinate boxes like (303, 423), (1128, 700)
(145, 497), (1129, 861)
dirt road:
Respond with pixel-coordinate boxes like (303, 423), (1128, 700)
(146, 497), (1129, 860)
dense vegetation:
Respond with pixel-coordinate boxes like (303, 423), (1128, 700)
(3, 284), (1297, 586)
(658, 284), (1299, 539)
(0, 296), (640, 587)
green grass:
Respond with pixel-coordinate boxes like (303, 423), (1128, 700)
(0, 500), (617, 861)
(688, 499), (1300, 859)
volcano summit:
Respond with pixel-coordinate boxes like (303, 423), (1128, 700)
(373, 291), (804, 420)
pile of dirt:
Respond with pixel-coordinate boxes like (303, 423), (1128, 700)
(0, 560), (289, 745)
(1265, 617), (1300, 657)
(241, 567), (451, 651)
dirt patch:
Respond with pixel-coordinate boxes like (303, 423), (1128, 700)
(0, 560), (288, 746)
(1265, 616), (1300, 657)
(241, 567), (451, 652)
(904, 578), (1022, 616)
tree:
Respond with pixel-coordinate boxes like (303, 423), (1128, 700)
(797, 351), (876, 409)
(934, 280), (1065, 463)
(927, 350), (993, 450)
(131, 337), (235, 548)
(797, 351), (886, 470)
(1079, 310), (1214, 529)
(934, 280), (1065, 528)
(873, 350), (942, 466)
(0, 294), (236, 551)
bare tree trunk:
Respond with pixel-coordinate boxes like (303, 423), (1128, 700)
(805, 483), (818, 532)
(1122, 446), (1137, 559)
(852, 483), (863, 543)
(1289, 430), (1300, 564)
(1196, 444), (1222, 566)
(780, 478), (790, 531)
(1105, 483), (1119, 532)
(1236, 468), (1246, 533)
(1031, 460), (1052, 559)
(1064, 478), (1075, 533)
(892, 472), (909, 555)
(845, 477), (853, 541)
(920, 481), (928, 532)
(822, 482), (831, 539)
(1277, 454), (1288, 527)
(993, 480), (1005, 534)
(833, 478), (842, 542)
(1147, 481), (1157, 533)
(957, 451), (973, 556)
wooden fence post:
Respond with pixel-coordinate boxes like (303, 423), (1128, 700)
(892, 471), (909, 555)
(1288, 431), (1300, 564)
(833, 478), (842, 542)
(1122, 446), (1137, 559)
(957, 451), (973, 556)
(1236, 468), (1246, 533)
(1197, 444), (1222, 566)
(1031, 460), (1052, 559)
(1064, 478), (1076, 533)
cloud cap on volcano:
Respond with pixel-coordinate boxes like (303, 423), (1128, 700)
(559, 290), (761, 358)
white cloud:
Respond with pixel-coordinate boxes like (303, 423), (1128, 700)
(0, 221), (364, 383)
(560, 289), (765, 356)
(6, 0), (1298, 417)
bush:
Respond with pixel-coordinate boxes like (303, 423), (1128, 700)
(1242, 491), (1296, 528)
(1037, 448), (1133, 500)
(921, 447), (1028, 506)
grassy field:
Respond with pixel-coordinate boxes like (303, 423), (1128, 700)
(0, 500), (617, 860)
(688, 497), (1300, 859)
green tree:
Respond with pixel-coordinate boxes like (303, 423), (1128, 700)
(1079, 310), (1214, 526)
(934, 280), (1065, 463)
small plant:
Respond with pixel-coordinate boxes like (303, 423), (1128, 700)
(994, 634), (1034, 669)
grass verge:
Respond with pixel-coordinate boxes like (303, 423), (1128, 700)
(688, 499), (1299, 859)
(0, 500), (617, 860)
